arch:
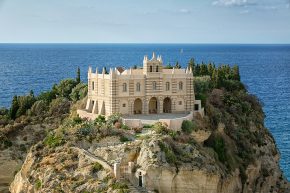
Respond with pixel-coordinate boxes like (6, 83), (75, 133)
(134, 98), (142, 114)
(149, 97), (158, 114)
(156, 65), (159, 72)
(163, 97), (171, 113)
(150, 66), (153, 72)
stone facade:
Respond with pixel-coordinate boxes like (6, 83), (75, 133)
(78, 53), (202, 118)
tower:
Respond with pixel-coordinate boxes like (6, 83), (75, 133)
(143, 52), (163, 74)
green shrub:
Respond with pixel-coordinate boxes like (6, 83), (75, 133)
(121, 124), (130, 130)
(120, 136), (130, 142)
(44, 133), (64, 148)
(55, 79), (78, 99)
(94, 115), (106, 126)
(76, 126), (94, 138)
(92, 162), (103, 173)
(107, 113), (121, 126)
(153, 122), (169, 134)
(30, 100), (48, 116)
(111, 182), (128, 190)
(49, 98), (70, 116)
(181, 120), (196, 134)
(158, 141), (177, 164)
(70, 83), (88, 102)
(35, 179), (42, 190)
(143, 124), (153, 128)
(72, 116), (83, 125)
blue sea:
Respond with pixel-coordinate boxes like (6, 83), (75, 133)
(0, 44), (289, 180)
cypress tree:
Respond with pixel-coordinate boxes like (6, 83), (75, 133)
(175, 61), (181, 69)
(188, 58), (195, 74)
(76, 67), (81, 84)
(9, 95), (19, 120)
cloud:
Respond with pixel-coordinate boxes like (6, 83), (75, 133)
(212, 0), (252, 7)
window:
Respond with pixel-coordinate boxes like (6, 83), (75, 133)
(179, 81), (183, 90)
(166, 82), (170, 91)
(179, 101), (182, 105)
(92, 81), (95, 90)
(136, 82), (141, 92)
(194, 104), (199, 111)
(153, 81), (157, 90)
(123, 104), (126, 107)
(150, 66), (153, 72)
(123, 83), (127, 92)
(156, 66), (159, 72)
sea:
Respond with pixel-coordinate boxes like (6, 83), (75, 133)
(0, 44), (289, 180)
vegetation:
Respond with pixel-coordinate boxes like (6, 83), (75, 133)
(181, 120), (196, 134)
(44, 132), (64, 148)
(34, 179), (42, 190)
(92, 162), (103, 173)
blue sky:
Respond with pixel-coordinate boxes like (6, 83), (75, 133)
(0, 0), (289, 43)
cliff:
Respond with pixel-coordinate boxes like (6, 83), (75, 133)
(6, 65), (290, 192)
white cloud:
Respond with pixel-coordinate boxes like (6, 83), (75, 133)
(212, 0), (251, 7)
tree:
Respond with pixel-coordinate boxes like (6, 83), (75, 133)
(70, 83), (88, 101)
(9, 95), (19, 119)
(175, 61), (181, 69)
(76, 67), (81, 84)
(232, 65), (241, 81)
(188, 58), (195, 74)
(55, 79), (78, 99)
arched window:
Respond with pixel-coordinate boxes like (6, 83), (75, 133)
(179, 81), (183, 90)
(123, 83), (127, 92)
(150, 66), (153, 72)
(136, 82), (141, 92)
(153, 81), (157, 90)
(156, 66), (159, 72)
(92, 81), (95, 90)
(166, 82), (170, 91)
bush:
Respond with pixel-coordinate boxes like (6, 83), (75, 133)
(107, 113), (121, 126)
(111, 182), (128, 190)
(121, 124), (130, 130)
(54, 79), (78, 99)
(72, 116), (83, 125)
(181, 120), (196, 134)
(92, 162), (103, 173)
(153, 122), (169, 134)
(120, 136), (130, 142)
(94, 115), (106, 126)
(44, 133), (64, 148)
(35, 179), (42, 190)
(49, 98), (70, 116)
(30, 100), (48, 116)
(158, 141), (177, 164)
(70, 83), (88, 102)
(76, 127), (92, 138)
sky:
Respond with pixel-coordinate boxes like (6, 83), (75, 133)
(0, 0), (289, 43)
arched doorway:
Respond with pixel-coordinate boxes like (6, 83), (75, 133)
(134, 98), (142, 114)
(149, 97), (158, 114)
(163, 97), (171, 113)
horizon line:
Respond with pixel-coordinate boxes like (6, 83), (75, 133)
(0, 42), (290, 45)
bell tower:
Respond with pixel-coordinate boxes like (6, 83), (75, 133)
(143, 52), (163, 74)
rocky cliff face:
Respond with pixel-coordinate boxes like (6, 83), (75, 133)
(9, 128), (289, 193)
